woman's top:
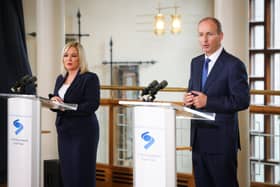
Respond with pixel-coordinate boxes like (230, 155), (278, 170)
(58, 84), (70, 99)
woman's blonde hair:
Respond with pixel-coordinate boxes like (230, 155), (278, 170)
(61, 41), (89, 75)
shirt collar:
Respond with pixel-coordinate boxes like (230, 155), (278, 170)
(204, 46), (223, 63)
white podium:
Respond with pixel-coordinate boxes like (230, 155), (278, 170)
(119, 101), (215, 187)
(0, 93), (76, 187)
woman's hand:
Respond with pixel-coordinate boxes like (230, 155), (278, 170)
(50, 96), (63, 103)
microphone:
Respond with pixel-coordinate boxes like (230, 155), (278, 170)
(11, 75), (37, 93)
(23, 76), (37, 86)
(149, 80), (168, 96)
(141, 80), (168, 102)
(11, 75), (30, 93)
(141, 80), (159, 96)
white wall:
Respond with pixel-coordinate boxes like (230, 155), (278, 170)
(65, 0), (213, 101)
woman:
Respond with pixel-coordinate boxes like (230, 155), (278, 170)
(50, 41), (100, 187)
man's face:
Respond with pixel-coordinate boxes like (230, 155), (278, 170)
(198, 20), (223, 56)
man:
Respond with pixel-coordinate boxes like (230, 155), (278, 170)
(183, 17), (250, 187)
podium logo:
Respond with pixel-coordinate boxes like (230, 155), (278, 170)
(141, 131), (155, 150)
(13, 119), (23, 135)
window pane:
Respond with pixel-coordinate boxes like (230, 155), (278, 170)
(270, 54), (280, 105)
(250, 54), (264, 77)
(251, 135), (264, 159)
(96, 106), (109, 164)
(114, 106), (133, 167)
(275, 165), (280, 184)
(250, 0), (265, 21)
(251, 114), (264, 132)
(250, 114), (265, 170)
(251, 26), (264, 49)
(271, 115), (280, 161)
(251, 161), (280, 184)
(270, 0), (280, 48)
(251, 81), (264, 104)
(251, 162), (265, 182)
(265, 165), (278, 184)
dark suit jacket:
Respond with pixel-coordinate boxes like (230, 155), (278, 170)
(52, 71), (100, 133)
(188, 49), (250, 154)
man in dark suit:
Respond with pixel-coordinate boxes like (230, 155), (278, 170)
(183, 17), (250, 187)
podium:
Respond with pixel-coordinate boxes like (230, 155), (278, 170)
(0, 93), (76, 187)
(119, 101), (215, 187)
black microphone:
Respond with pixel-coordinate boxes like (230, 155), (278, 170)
(11, 75), (37, 93)
(141, 80), (159, 96)
(11, 75), (30, 93)
(149, 80), (168, 96)
(23, 76), (37, 86)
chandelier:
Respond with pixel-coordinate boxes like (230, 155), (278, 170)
(154, 4), (182, 35)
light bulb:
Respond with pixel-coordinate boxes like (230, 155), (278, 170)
(154, 13), (165, 35)
(171, 14), (182, 34)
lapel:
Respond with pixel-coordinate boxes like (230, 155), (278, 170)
(203, 50), (227, 92)
(56, 75), (66, 93)
(63, 71), (81, 100)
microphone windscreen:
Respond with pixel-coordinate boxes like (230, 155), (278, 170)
(159, 80), (168, 89)
(141, 80), (159, 96)
(147, 80), (159, 89)
(10, 75), (29, 93)
(149, 80), (168, 96)
(21, 75), (31, 82)
(28, 76), (37, 84)
(10, 75), (37, 93)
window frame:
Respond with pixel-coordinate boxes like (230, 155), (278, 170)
(249, 0), (280, 185)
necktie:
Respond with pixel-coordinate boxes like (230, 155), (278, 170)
(201, 58), (211, 88)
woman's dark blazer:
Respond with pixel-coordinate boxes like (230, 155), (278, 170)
(52, 71), (100, 133)
(51, 71), (100, 187)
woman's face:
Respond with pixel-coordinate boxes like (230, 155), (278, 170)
(63, 46), (80, 72)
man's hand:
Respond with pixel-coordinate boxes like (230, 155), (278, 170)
(183, 92), (194, 107)
(191, 91), (207, 109)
